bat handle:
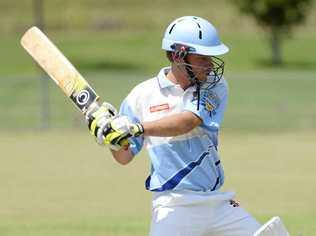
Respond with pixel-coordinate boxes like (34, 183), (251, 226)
(84, 101), (100, 116)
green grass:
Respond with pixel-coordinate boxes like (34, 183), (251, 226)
(1, 70), (315, 132)
(224, 70), (316, 132)
(0, 131), (315, 235)
(3, 30), (316, 77)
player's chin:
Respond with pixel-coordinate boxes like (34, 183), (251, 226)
(197, 75), (208, 83)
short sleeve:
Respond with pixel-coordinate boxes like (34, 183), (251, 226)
(183, 79), (228, 130)
(119, 98), (144, 156)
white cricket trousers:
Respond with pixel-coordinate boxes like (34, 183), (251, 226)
(149, 191), (261, 236)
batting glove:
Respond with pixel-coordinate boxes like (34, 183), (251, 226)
(104, 116), (144, 151)
(103, 116), (132, 150)
(129, 123), (144, 137)
(86, 102), (119, 145)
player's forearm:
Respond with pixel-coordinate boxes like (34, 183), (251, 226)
(142, 111), (201, 137)
(111, 148), (134, 165)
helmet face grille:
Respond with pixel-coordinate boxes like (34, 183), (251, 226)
(178, 56), (225, 89)
(170, 43), (225, 88)
(182, 56), (224, 111)
(203, 56), (225, 89)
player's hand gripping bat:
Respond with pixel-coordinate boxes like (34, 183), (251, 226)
(21, 26), (101, 115)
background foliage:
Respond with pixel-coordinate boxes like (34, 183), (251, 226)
(231, 0), (313, 64)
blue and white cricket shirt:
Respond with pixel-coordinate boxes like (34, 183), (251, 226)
(119, 67), (228, 192)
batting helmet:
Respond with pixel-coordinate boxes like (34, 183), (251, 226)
(162, 16), (229, 56)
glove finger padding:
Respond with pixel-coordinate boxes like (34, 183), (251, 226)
(95, 118), (130, 148)
(110, 116), (132, 134)
(104, 132), (130, 150)
(86, 102), (117, 137)
(100, 116), (134, 150)
(100, 102), (117, 117)
(86, 102), (117, 125)
(129, 123), (144, 137)
(96, 120), (111, 145)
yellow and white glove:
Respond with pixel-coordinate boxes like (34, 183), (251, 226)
(86, 102), (119, 146)
(86, 102), (144, 150)
(103, 116), (144, 151)
(128, 122), (144, 137)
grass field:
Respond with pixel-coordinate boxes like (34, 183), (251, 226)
(1, 71), (316, 235)
(1, 130), (315, 235)
(2, 70), (315, 131)
(1, 1), (315, 235)
(1, 38), (316, 236)
(2, 29), (316, 76)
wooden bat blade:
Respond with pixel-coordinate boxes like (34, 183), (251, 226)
(21, 26), (99, 113)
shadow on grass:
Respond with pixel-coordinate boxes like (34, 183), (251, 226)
(73, 59), (142, 72)
(256, 59), (316, 71)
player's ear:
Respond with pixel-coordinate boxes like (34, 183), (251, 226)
(166, 51), (184, 64)
(166, 51), (174, 62)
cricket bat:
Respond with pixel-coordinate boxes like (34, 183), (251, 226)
(21, 26), (100, 114)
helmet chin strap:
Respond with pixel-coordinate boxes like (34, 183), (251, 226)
(171, 44), (203, 111)
(182, 57), (201, 111)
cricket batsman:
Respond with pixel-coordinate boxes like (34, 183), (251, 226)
(87, 16), (290, 236)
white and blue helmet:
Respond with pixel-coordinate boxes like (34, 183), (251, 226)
(162, 16), (229, 56)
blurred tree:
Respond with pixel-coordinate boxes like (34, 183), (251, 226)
(33, 0), (50, 129)
(231, 0), (313, 64)
(34, 0), (45, 30)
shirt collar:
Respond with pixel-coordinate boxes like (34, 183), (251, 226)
(157, 67), (176, 89)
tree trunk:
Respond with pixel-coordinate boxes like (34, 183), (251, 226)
(33, 0), (50, 129)
(270, 27), (283, 65)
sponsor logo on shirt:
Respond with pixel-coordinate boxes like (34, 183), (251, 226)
(149, 103), (170, 113)
(205, 102), (215, 112)
(201, 91), (220, 113)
